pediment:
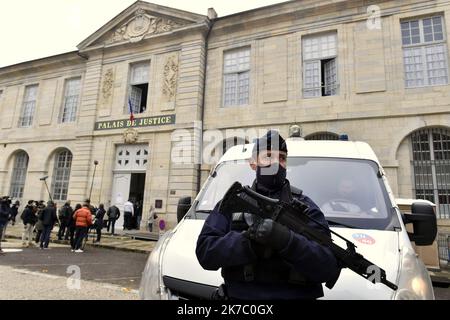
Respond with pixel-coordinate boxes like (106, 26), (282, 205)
(78, 1), (207, 50)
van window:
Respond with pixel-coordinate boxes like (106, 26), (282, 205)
(195, 157), (398, 231)
(197, 160), (255, 211)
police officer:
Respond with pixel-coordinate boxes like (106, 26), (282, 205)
(196, 130), (341, 300)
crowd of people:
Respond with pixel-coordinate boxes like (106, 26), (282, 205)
(0, 196), (159, 255)
(1, 198), (116, 254)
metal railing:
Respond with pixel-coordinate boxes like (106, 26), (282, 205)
(303, 83), (340, 98)
(411, 128), (450, 219)
(438, 233), (450, 263)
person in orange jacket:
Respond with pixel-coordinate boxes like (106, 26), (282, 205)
(72, 202), (93, 253)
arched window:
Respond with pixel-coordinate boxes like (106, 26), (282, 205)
(222, 137), (247, 154)
(411, 128), (450, 219)
(10, 151), (29, 198)
(305, 132), (339, 141)
(211, 137), (248, 160)
(51, 150), (73, 201)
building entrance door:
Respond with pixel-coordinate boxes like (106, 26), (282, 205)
(111, 173), (131, 229)
(129, 173), (146, 229)
(129, 173), (146, 201)
(111, 145), (149, 231)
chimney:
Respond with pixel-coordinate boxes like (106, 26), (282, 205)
(207, 8), (217, 20)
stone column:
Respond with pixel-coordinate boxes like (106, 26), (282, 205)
(68, 53), (103, 203)
(166, 41), (206, 226)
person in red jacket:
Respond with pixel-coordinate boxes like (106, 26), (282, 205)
(72, 202), (93, 253)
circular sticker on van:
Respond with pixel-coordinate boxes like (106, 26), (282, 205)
(352, 233), (376, 245)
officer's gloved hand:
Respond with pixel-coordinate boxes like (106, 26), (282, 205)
(218, 182), (244, 218)
(243, 219), (291, 252)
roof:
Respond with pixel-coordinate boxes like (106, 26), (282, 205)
(395, 198), (436, 207)
(77, 1), (208, 51)
(0, 51), (83, 74)
(219, 139), (381, 165)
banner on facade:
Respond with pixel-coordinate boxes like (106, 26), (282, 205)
(95, 114), (176, 131)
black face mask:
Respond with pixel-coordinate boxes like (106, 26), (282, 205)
(256, 163), (286, 191)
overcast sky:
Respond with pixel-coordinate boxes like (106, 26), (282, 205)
(0, 0), (288, 68)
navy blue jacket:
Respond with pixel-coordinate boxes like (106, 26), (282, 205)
(0, 203), (11, 226)
(21, 206), (37, 225)
(39, 206), (57, 227)
(95, 208), (106, 229)
(196, 181), (341, 300)
(10, 205), (18, 220)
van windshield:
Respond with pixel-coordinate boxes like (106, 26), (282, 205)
(195, 157), (399, 231)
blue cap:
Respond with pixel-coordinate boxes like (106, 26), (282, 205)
(253, 130), (288, 156)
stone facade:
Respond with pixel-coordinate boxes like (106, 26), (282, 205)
(0, 1), (208, 228)
(0, 0), (450, 231)
(202, 0), (450, 231)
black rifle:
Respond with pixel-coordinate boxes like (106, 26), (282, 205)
(220, 182), (398, 291)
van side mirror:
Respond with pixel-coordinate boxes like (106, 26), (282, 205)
(177, 197), (192, 223)
(402, 202), (437, 246)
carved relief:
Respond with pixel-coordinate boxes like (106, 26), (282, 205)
(162, 55), (179, 101)
(107, 8), (185, 44)
(123, 128), (139, 144)
(102, 69), (114, 101)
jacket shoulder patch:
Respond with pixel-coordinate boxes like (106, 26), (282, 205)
(290, 185), (303, 197)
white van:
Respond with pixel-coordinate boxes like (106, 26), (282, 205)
(139, 139), (437, 300)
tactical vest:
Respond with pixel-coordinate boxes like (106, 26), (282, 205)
(221, 182), (315, 287)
